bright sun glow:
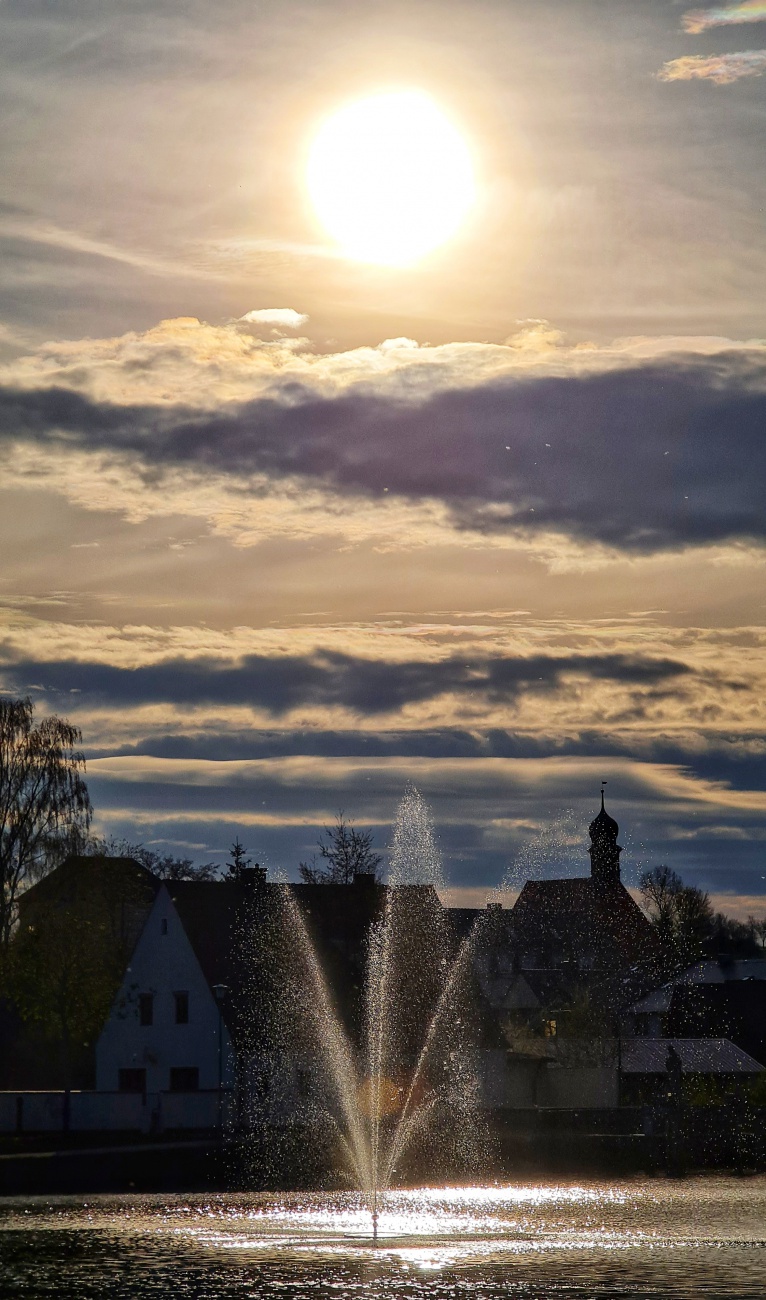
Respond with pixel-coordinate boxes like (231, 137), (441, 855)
(306, 90), (476, 266)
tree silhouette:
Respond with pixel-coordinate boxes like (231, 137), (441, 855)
(639, 864), (713, 968)
(0, 697), (92, 951)
(298, 811), (382, 884)
(225, 837), (251, 881)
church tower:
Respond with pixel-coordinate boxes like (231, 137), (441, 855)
(589, 790), (622, 888)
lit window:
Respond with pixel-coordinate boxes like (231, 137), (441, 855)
(174, 991), (189, 1024)
(139, 993), (154, 1026)
(543, 1018), (557, 1038)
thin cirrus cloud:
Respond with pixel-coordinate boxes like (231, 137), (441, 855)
(681, 2), (766, 34)
(2, 344), (766, 554)
(658, 49), (766, 82)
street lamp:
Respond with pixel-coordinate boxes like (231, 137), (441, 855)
(212, 983), (229, 1132)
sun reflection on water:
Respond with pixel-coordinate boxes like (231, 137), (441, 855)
(3, 1179), (766, 1298)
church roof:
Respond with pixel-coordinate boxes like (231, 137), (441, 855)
(511, 876), (658, 971)
(589, 791), (619, 841)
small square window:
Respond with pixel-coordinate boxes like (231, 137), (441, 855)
(118, 1067), (146, 1093)
(169, 1066), (199, 1092)
(174, 991), (189, 1024)
(138, 993), (154, 1026)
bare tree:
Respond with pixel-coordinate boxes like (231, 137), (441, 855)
(639, 864), (713, 968)
(298, 811), (382, 884)
(0, 698), (92, 951)
(83, 835), (218, 881)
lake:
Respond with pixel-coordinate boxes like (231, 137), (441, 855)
(2, 1176), (765, 1298)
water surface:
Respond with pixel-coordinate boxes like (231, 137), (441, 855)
(2, 1176), (765, 1298)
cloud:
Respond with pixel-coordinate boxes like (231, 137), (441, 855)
(0, 649), (695, 716)
(682, 3), (766, 35)
(2, 341), (766, 555)
(658, 49), (766, 83)
(82, 751), (766, 896)
(0, 215), (220, 281)
(238, 308), (309, 329)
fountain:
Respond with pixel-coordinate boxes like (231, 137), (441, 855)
(241, 786), (486, 1239)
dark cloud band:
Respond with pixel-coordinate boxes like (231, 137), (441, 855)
(1, 648), (692, 714)
(2, 350), (766, 551)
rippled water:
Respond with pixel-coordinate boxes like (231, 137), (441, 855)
(2, 1177), (765, 1298)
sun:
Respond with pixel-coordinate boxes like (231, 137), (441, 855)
(306, 89), (476, 266)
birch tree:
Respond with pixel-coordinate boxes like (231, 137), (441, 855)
(0, 697), (92, 951)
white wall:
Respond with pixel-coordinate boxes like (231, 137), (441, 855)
(95, 886), (233, 1094)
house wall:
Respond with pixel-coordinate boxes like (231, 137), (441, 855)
(538, 1066), (619, 1108)
(476, 1050), (540, 1108)
(476, 1050), (619, 1109)
(95, 886), (234, 1095)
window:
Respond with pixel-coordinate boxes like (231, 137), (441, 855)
(138, 993), (154, 1026)
(174, 991), (189, 1025)
(543, 1018), (557, 1038)
(160, 918), (168, 935)
(169, 1066), (199, 1092)
(118, 1068), (146, 1093)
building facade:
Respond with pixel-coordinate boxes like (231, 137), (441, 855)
(96, 883), (234, 1098)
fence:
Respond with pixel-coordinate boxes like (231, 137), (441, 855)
(0, 1090), (233, 1134)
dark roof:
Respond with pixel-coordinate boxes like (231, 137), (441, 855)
(494, 967), (575, 1013)
(164, 878), (392, 1038)
(18, 854), (160, 957)
(511, 876), (658, 970)
(165, 880), (244, 991)
(672, 958), (766, 985)
(631, 959), (766, 1016)
(19, 854), (158, 916)
(621, 1036), (763, 1076)
(446, 907), (482, 942)
(589, 792), (619, 841)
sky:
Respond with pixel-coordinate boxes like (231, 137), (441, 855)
(1, 0), (766, 911)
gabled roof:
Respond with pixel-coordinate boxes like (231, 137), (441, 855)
(631, 958), (766, 1015)
(511, 876), (659, 969)
(162, 878), (390, 1041)
(164, 880), (244, 991)
(19, 854), (158, 919)
(496, 968), (575, 1013)
(621, 1036), (763, 1075)
(670, 958), (766, 985)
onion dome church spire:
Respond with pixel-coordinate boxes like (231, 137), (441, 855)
(589, 786), (622, 888)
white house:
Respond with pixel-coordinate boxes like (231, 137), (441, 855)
(96, 882), (236, 1106)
